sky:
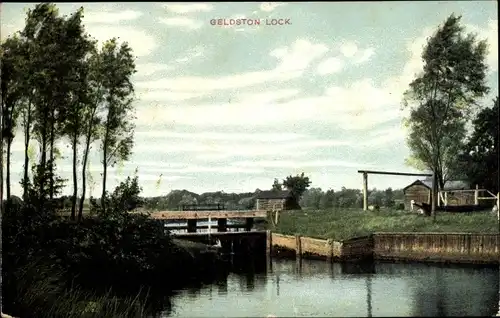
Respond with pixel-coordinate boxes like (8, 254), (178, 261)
(1, 1), (498, 198)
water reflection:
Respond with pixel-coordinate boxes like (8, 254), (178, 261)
(163, 259), (499, 317)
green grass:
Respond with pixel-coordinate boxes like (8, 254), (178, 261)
(7, 259), (150, 318)
(271, 208), (499, 241)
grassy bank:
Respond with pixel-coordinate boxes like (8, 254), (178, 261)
(271, 208), (498, 241)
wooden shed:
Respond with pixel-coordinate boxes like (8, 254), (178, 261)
(255, 190), (295, 211)
(403, 179), (472, 211)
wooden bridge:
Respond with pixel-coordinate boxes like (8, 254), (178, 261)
(148, 205), (269, 257)
(149, 209), (267, 233)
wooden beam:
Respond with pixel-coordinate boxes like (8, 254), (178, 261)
(362, 172), (368, 211)
(173, 230), (267, 237)
(165, 224), (249, 231)
(439, 189), (487, 193)
(149, 210), (267, 220)
(357, 170), (432, 177)
(474, 184), (479, 205)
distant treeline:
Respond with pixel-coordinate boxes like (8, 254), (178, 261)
(141, 187), (405, 211)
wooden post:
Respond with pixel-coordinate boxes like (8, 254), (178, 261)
(266, 230), (272, 256)
(497, 193), (500, 234)
(217, 218), (227, 232)
(363, 172), (368, 211)
(245, 218), (254, 231)
(187, 219), (197, 233)
(474, 184), (479, 205)
(431, 172), (437, 221)
(327, 240), (334, 263)
(295, 235), (302, 258)
(444, 192), (448, 206)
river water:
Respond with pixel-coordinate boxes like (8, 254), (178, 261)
(162, 258), (499, 317)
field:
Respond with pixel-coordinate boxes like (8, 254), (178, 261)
(270, 208), (499, 241)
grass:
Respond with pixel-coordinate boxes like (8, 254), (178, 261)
(6, 259), (151, 318)
(271, 208), (499, 241)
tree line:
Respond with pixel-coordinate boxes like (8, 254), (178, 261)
(142, 186), (405, 211)
(1, 3), (136, 220)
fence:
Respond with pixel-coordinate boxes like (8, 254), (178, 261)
(179, 203), (226, 211)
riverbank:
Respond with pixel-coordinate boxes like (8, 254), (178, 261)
(271, 208), (498, 241)
(269, 231), (500, 264)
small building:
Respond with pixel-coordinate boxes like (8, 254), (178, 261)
(255, 190), (295, 211)
(403, 179), (472, 210)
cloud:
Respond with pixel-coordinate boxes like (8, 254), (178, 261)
(134, 63), (172, 77)
(132, 131), (350, 160)
(136, 90), (204, 102)
(135, 78), (402, 129)
(131, 164), (265, 175)
(316, 57), (344, 75)
(353, 48), (375, 64)
(360, 126), (407, 147)
(236, 89), (300, 103)
(231, 159), (374, 169)
(158, 17), (203, 30)
(135, 39), (328, 93)
(259, 2), (286, 12)
(340, 41), (358, 58)
(85, 24), (157, 57)
(272, 39), (329, 72)
(465, 19), (498, 73)
(174, 45), (205, 63)
(82, 10), (143, 24)
(133, 174), (194, 182)
(134, 131), (306, 142)
(134, 46), (205, 78)
(162, 3), (213, 14)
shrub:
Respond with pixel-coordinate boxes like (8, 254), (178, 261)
(2, 175), (224, 317)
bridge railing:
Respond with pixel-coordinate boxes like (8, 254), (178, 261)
(178, 203), (226, 211)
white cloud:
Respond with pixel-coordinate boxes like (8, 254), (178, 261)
(340, 41), (358, 58)
(360, 126), (407, 147)
(316, 57), (344, 75)
(465, 19), (498, 73)
(259, 2), (286, 12)
(135, 131), (306, 142)
(136, 90), (203, 102)
(135, 78), (403, 130)
(273, 39), (329, 72)
(354, 48), (375, 64)
(236, 89), (300, 103)
(135, 39), (328, 93)
(231, 159), (374, 169)
(134, 164), (265, 174)
(82, 10), (143, 24)
(174, 45), (205, 63)
(135, 174), (194, 182)
(134, 46), (205, 78)
(134, 63), (172, 77)
(159, 17), (202, 30)
(85, 25), (157, 57)
(162, 3), (213, 14)
(132, 132), (350, 160)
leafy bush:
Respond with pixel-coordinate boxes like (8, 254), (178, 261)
(2, 175), (224, 317)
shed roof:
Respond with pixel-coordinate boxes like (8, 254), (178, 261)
(255, 190), (292, 199)
(403, 179), (470, 192)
